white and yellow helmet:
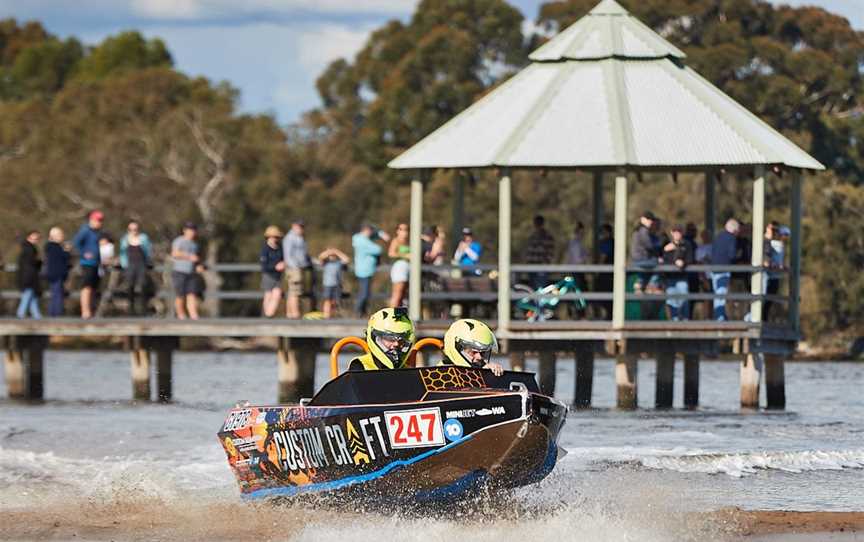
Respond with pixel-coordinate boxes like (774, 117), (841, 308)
(443, 319), (498, 368)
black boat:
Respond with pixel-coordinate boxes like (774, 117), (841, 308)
(218, 363), (567, 502)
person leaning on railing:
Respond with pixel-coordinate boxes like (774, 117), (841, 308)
(710, 218), (740, 321)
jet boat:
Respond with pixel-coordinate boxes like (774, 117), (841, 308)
(218, 338), (567, 502)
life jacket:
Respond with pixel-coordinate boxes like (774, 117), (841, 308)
(349, 353), (390, 371)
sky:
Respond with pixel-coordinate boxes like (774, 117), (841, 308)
(0, 0), (861, 125)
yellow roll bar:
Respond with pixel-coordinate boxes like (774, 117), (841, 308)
(329, 337), (369, 378)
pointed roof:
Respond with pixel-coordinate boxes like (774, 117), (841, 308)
(530, 0), (685, 61)
(388, 0), (824, 171)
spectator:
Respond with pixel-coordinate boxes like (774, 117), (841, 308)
(72, 210), (104, 319)
(711, 218), (740, 321)
(564, 222), (588, 290)
(120, 221), (153, 316)
(388, 223), (411, 308)
(596, 223), (614, 319)
(16, 231), (42, 319)
(663, 225), (694, 320)
(763, 222), (787, 321)
(352, 224), (390, 316)
(99, 234), (116, 274)
(523, 215), (556, 289)
(630, 211), (659, 293)
(695, 229), (713, 319)
(260, 225), (285, 318)
(319, 248), (350, 319)
(283, 219), (311, 319)
(170, 222), (200, 320)
(422, 226), (446, 265)
(454, 227), (482, 269)
(44, 227), (70, 317)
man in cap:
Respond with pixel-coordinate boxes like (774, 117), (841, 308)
(283, 219), (311, 319)
(352, 223), (390, 316)
(454, 227), (482, 267)
(72, 210), (104, 318)
(170, 222), (200, 319)
(631, 211), (659, 293)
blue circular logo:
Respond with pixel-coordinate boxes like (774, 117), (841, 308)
(443, 419), (464, 442)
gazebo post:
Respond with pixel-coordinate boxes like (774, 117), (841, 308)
(409, 175), (424, 322)
(789, 170), (802, 331)
(704, 170), (716, 238)
(452, 174), (465, 252)
(497, 169), (512, 333)
(750, 165), (766, 323)
(612, 169), (628, 328)
(593, 172), (605, 260)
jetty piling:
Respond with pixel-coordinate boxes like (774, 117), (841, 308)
(683, 354), (700, 408)
(3, 335), (46, 400)
(574, 349), (594, 409)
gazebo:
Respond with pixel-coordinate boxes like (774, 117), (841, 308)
(388, 0), (824, 408)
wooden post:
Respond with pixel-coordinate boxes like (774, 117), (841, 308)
(616, 354), (638, 409)
(4, 348), (25, 398)
(592, 172), (605, 261)
(683, 353), (700, 409)
(278, 337), (319, 403)
(789, 171), (802, 331)
(764, 354), (786, 410)
(750, 166), (766, 323)
(497, 170), (512, 333)
(612, 171), (628, 328)
(509, 351), (525, 372)
(740, 352), (762, 409)
(409, 177), (424, 322)
(538, 350), (557, 396)
(452, 174), (465, 253)
(130, 349), (151, 401)
(704, 171), (716, 239)
(155, 340), (175, 402)
(655, 352), (675, 409)
(574, 349), (594, 409)
(3, 336), (46, 400)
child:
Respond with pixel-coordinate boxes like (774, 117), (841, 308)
(318, 248), (350, 318)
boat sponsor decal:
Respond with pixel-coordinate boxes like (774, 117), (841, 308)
(223, 409), (252, 431)
(445, 406), (505, 419)
(384, 407), (445, 449)
(443, 419), (464, 442)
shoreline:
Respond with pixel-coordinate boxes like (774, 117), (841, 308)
(717, 509), (864, 538)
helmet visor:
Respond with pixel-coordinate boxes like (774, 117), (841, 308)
(456, 338), (494, 367)
(371, 329), (413, 366)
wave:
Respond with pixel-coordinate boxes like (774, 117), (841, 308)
(639, 449), (864, 478)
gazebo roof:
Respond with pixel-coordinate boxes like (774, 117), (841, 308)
(388, 0), (824, 171)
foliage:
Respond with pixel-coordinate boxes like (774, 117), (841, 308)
(0, 2), (862, 336)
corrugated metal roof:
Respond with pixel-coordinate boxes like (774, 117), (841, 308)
(529, 0), (686, 61)
(388, 0), (824, 171)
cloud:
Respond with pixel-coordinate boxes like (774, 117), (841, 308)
(294, 24), (373, 71)
(130, 0), (416, 19)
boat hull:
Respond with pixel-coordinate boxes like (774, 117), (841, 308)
(218, 389), (566, 502)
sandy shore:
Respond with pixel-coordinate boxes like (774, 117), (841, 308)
(1, 505), (862, 541)
(716, 509), (864, 540)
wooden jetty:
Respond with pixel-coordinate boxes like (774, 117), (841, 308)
(1, 317), (794, 410)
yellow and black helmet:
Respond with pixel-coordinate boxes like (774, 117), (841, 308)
(366, 307), (415, 369)
(443, 319), (497, 368)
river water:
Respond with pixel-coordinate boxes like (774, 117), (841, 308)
(1, 351), (863, 541)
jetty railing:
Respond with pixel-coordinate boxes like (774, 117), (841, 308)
(1, 262), (791, 323)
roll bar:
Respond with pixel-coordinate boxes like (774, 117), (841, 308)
(329, 337), (370, 378)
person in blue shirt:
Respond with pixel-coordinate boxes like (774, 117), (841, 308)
(119, 221), (153, 315)
(710, 218), (740, 321)
(352, 224), (390, 316)
(72, 210), (104, 319)
(454, 227), (482, 271)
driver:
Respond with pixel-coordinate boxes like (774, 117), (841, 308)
(441, 319), (504, 376)
(348, 307), (415, 371)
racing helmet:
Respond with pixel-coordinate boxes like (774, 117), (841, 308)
(366, 307), (415, 369)
(444, 319), (498, 368)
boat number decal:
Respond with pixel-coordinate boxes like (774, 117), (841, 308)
(223, 409), (252, 431)
(443, 419), (464, 442)
(384, 407), (445, 449)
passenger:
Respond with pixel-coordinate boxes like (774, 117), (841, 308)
(348, 307), (415, 371)
(441, 319), (504, 376)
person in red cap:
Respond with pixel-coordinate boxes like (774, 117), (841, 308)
(72, 210), (104, 318)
